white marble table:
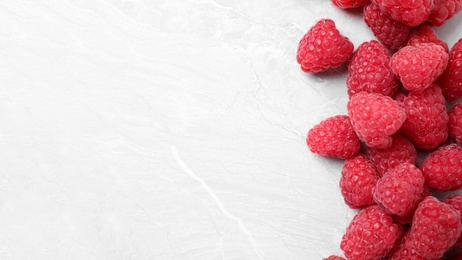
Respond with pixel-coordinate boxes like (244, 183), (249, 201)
(1, 1), (461, 259)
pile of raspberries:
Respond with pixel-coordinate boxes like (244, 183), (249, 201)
(297, 0), (462, 259)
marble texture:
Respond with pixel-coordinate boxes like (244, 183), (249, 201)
(0, 1), (461, 259)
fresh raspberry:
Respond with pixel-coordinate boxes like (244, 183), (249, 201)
(437, 38), (462, 101)
(443, 194), (462, 248)
(404, 23), (449, 52)
(428, 0), (462, 26)
(340, 205), (403, 260)
(409, 196), (462, 259)
(296, 19), (354, 73)
(346, 40), (398, 97)
(306, 115), (360, 159)
(372, 0), (435, 26)
(444, 194), (462, 214)
(373, 163), (425, 216)
(323, 256), (346, 260)
(367, 134), (417, 176)
(363, 3), (411, 51)
(420, 144), (462, 191)
(331, 0), (369, 8)
(389, 232), (427, 260)
(348, 92), (406, 149)
(393, 186), (432, 225)
(449, 103), (462, 144)
(390, 44), (449, 92)
(395, 85), (449, 150)
(340, 154), (379, 209)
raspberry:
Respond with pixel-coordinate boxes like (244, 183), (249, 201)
(404, 23), (449, 52)
(323, 256), (346, 260)
(409, 196), (462, 259)
(340, 154), (379, 208)
(449, 103), (462, 144)
(346, 40), (398, 97)
(437, 38), (462, 101)
(331, 0), (369, 8)
(428, 0), (462, 26)
(367, 134), (417, 176)
(420, 144), (462, 191)
(296, 19), (354, 73)
(348, 92), (406, 149)
(373, 163), (426, 216)
(393, 186), (432, 225)
(443, 194), (462, 248)
(363, 3), (411, 51)
(395, 85), (449, 150)
(306, 115), (360, 159)
(389, 232), (427, 260)
(340, 205), (403, 260)
(372, 0), (435, 26)
(390, 44), (449, 92)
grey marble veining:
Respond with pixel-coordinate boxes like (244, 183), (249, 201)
(1, 1), (461, 259)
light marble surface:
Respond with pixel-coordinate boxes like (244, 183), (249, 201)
(1, 1), (461, 259)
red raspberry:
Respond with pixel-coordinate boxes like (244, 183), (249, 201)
(389, 232), (427, 260)
(395, 85), (449, 150)
(429, 0), (462, 26)
(390, 44), (449, 92)
(306, 115), (360, 159)
(367, 134), (417, 176)
(340, 205), (403, 260)
(443, 194), (462, 249)
(363, 3), (411, 51)
(296, 19), (354, 73)
(323, 256), (346, 260)
(372, 0), (434, 26)
(393, 186), (432, 225)
(420, 144), (462, 191)
(340, 154), (379, 209)
(346, 40), (398, 97)
(348, 92), (406, 149)
(409, 196), (462, 259)
(331, 0), (369, 8)
(373, 163), (425, 216)
(404, 23), (449, 52)
(449, 103), (462, 144)
(437, 38), (462, 101)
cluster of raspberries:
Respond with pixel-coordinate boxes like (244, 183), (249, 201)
(298, 0), (462, 259)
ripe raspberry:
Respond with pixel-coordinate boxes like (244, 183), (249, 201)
(340, 154), (379, 209)
(404, 23), (449, 52)
(331, 0), (369, 8)
(323, 256), (346, 260)
(420, 144), (462, 191)
(428, 0), (462, 26)
(373, 163), (425, 216)
(348, 92), (406, 149)
(393, 186), (431, 225)
(372, 0), (434, 26)
(389, 232), (426, 260)
(395, 85), (449, 150)
(363, 3), (411, 51)
(443, 194), (462, 248)
(346, 40), (398, 97)
(409, 196), (462, 259)
(449, 103), (462, 144)
(390, 44), (449, 92)
(367, 134), (417, 176)
(296, 19), (354, 73)
(437, 38), (462, 101)
(340, 205), (403, 260)
(306, 115), (360, 159)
